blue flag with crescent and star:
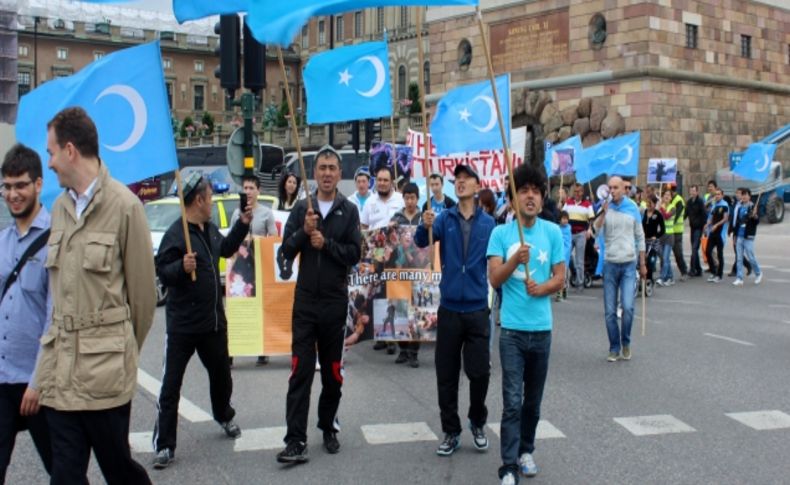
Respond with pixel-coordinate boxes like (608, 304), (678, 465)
(430, 74), (510, 156)
(303, 41), (392, 124)
(575, 131), (640, 183)
(16, 41), (178, 207)
(733, 142), (776, 183)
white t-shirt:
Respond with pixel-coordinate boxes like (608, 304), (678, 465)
(360, 192), (404, 230)
(318, 199), (333, 218)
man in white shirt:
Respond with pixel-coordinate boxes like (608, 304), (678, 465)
(360, 166), (403, 230)
(349, 168), (371, 213)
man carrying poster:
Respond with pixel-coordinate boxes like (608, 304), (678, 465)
(415, 165), (496, 457)
(277, 146), (361, 464)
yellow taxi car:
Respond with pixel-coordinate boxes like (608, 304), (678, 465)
(145, 191), (277, 305)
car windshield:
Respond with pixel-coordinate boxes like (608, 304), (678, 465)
(145, 202), (181, 232)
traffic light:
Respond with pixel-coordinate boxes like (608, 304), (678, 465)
(348, 121), (360, 153)
(364, 118), (381, 152)
(214, 14), (241, 98)
(242, 17), (266, 95)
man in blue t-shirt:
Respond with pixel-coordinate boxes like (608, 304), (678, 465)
(487, 164), (565, 484)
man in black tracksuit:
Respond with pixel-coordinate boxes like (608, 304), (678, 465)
(276, 147), (361, 464)
(685, 185), (707, 277)
(152, 174), (251, 469)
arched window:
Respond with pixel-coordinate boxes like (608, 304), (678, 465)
(423, 61), (430, 95)
(398, 65), (407, 100)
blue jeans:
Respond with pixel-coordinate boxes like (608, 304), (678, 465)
(498, 329), (551, 478)
(660, 237), (674, 281)
(603, 261), (636, 353)
(736, 238), (761, 280)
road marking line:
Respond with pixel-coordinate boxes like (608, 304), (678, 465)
(569, 295), (597, 301)
(772, 268), (790, 273)
(487, 420), (566, 440)
(137, 369), (213, 423)
(361, 422), (437, 445)
(234, 426), (288, 452)
(725, 411), (790, 431)
(703, 333), (755, 346)
(613, 415), (696, 436)
(767, 279), (790, 283)
(129, 431), (153, 453)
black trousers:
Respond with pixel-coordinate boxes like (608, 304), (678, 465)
(671, 231), (688, 276)
(435, 306), (491, 435)
(46, 402), (150, 485)
(285, 299), (346, 444)
(154, 329), (234, 452)
(0, 383), (52, 483)
(706, 231), (725, 278)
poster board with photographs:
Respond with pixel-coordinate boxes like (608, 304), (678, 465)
(647, 158), (677, 184)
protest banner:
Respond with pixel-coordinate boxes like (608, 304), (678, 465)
(406, 127), (527, 192)
(647, 158), (677, 184)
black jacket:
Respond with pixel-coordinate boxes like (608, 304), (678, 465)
(157, 217), (249, 333)
(282, 192), (361, 301)
(734, 202), (760, 239)
(686, 195), (706, 229)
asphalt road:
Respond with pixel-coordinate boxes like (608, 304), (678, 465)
(6, 217), (790, 484)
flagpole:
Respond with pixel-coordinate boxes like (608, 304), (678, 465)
(752, 191), (762, 217)
(391, 115), (398, 182)
(416, 8), (434, 268)
(475, 7), (527, 268)
(277, 46), (312, 212)
(641, 278), (646, 336)
(175, 169), (196, 282)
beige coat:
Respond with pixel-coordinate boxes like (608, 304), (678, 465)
(35, 164), (156, 411)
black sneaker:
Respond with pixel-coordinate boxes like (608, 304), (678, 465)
(220, 420), (241, 439)
(395, 351), (409, 364)
(277, 441), (308, 464)
(323, 431), (340, 454)
(408, 354), (420, 368)
(436, 433), (460, 456)
(256, 356), (269, 366)
(152, 448), (174, 469)
(373, 341), (387, 350)
(386, 343), (397, 355)
(469, 422), (489, 451)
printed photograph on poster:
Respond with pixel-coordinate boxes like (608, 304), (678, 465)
(412, 282), (439, 309)
(362, 225), (430, 271)
(227, 241), (256, 297)
(373, 299), (409, 339)
(348, 286), (374, 341)
(273, 242), (299, 283)
(549, 148), (575, 176)
(411, 308), (438, 341)
(370, 142), (413, 181)
(647, 158), (677, 184)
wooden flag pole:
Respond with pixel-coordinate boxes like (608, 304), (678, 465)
(277, 47), (312, 211)
(416, 8), (434, 268)
(175, 169), (196, 282)
(588, 181), (595, 202)
(390, 115), (398, 182)
(641, 278), (646, 336)
(752, 191), (762, 217)
(475, 7), (527, 260)
(558, 174), (564, 207)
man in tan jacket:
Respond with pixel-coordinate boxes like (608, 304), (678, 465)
(35, 107), (156, 484)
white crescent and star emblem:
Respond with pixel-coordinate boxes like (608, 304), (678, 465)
(463, 95), (498, 133)
(354, 55), (386, 98)
(94, 84), (147, 152)
(338, 69), (353, 86)
(537, 249), (549, 265)
(755, 153), (771, 172)
(613, 144), (634, 167)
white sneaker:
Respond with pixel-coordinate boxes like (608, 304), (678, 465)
(501, 471), (517, 485)
(755, 273), (763, 285)
(733, 279), (744, 286)
(655, 278), (665, 287)
(519, 453), (538, 477)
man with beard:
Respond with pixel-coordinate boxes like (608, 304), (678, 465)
(0, 145), (52, 481)
(360, 166), (404, 230)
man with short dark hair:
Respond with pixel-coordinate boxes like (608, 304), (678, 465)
(422, 173), (456, 214)
(733, 187), (762, 286)
(0, 144), (52, 482)
(277, 146), (361, 464)
(564, 183), (594, 291)
(360, 166), (403, 230)
(666, 184), (688, 280)
(37, 107), (156, 484)
(349, 169), (371, 213)
(705, 188), (729, 283)
(685, 185), (706, 277)
(727, 188), (752, 278)
(153, 173), (252, 468)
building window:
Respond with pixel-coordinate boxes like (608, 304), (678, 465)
(355, 11), (363, 38)
(423, 61), (430, 95)
(93, 51), (105, 61)
(400, 7), (409, 29)
(166, 82), (173, 108)
(56, 47), (68, 60)
(685, 24), (698, 49)
(18, 45), (29, 57)
(318, 20), (325, 45)
(194, 84), (205, 111)
(741, 35), (751, 58)
(398, 65), (406, 100)
(194, 60), (204, 73)
(336, 16), (344, 42)
(301, 25), (308, 49)
(18, 71), (31, 98)
(376, 8), (384, 33)
(163, 58), (172, 70)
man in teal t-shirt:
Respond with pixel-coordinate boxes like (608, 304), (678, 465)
(486, 164), (565, 484)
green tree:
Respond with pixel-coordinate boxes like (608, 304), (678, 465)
(275, 98), (289, 128)
(201, 112), (215, 136)
(408, 82), (422, 114)
(179, 116), (194, 138)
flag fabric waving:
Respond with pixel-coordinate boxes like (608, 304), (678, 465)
(247, 0), (478, 46)
(430, 74), (510, 156)
(304, 41), (392, 124)
(544, 135), (582, 176)
(733, 143), (776, 183)
(173, 0), (249, 23)
(16, 41), (178, 207)
(575, 131), (640, 183)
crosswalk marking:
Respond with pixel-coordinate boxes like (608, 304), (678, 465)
(725, 411), (790, 431)
(486, 420), (566, 440)
(137, 369), (213, 423)
(234, 426), (288, 452)
(613, 415), (696, 436)
(361, 422), (438, 445)
(129, 431), (153, 453)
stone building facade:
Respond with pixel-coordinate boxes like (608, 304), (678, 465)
(427, 0), (790, 187)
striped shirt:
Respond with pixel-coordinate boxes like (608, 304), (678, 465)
(564, 198), (595, 234)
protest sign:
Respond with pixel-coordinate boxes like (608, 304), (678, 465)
(647, 158), (677, 184)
